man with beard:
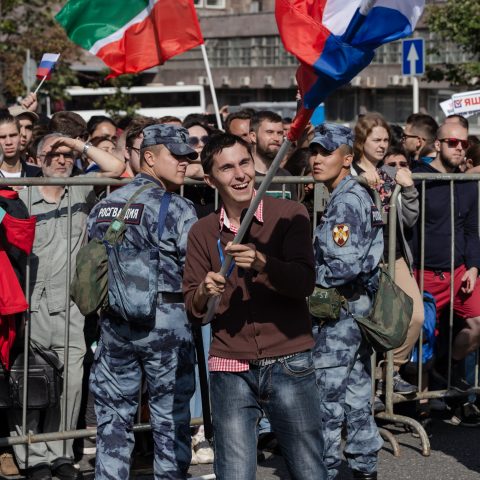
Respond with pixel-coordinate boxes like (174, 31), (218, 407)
(412, 122), (480, 424)
(10, 133), (124, 480)
(249, 111), (296, 200)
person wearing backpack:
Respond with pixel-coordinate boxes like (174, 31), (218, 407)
(86, 125), (199, 480)
(309, 123), (384, 480)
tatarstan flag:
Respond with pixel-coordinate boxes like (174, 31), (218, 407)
(56, 0), (204, 78)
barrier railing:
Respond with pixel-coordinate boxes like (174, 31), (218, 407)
(376, 173), (480, 458)
(1, 173), (478, 468)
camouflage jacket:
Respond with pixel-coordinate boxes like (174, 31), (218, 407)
(87, 174), (198, 294)
(313, 175), (383, 293)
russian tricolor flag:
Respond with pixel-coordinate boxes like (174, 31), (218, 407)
(276, 0), (424, 140)
(36, 53), (61, 80)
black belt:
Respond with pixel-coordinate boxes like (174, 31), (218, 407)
(158, 292), (184, 304)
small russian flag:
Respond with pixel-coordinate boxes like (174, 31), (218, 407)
(36, 53), (60, 80)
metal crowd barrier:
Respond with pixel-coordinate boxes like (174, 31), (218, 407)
(0, 175), (323, 459)
(376, 173), (480, 458)
(1, 173), (478, 468)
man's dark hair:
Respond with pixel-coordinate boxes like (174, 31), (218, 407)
(466, 144), (480, 168)
(124, 117), (157, 148)
(201, 132), (252, 175)
(389, 124), (404, 147)
(182, 118), (212, 134)
(384, 145), (409, 160)
(159, 115), (182, 124)
(183, 113), (208, 129)
(446, 114), (469, 130)
(405, 113), (438, 142)
(224, 110), (253, 133)
(87, 115), (117, 137)
(250, 110), (283, 134)
(49, 111), (88, 140)
(0, 109), (20, 129)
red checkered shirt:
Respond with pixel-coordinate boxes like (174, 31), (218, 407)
(208, 193), (264, 372)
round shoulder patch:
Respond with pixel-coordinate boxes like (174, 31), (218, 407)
(332, 224), (350, 246)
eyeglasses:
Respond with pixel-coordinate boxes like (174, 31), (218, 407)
(41, 152), (75, 162)
(439, 138), (469, 150)
(129, 146), (140, 155)
(402, 133), (425, 142)
(188, 135), (209, 147)
(385, 161), (409, 168)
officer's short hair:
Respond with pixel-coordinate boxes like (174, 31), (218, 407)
(201, 132), (252, 175)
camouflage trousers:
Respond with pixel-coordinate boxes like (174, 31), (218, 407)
(313, 311), (383, 479)
(90, 305), (195, 480)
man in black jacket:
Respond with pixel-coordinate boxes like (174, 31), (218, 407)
(412, 121), (480, 399)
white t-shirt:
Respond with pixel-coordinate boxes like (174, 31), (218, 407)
(0, 169), (22, 178)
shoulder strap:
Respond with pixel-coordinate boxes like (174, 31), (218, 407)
(157, 192), (172, 240)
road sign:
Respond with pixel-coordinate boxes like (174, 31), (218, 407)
(402, 38), (424, 76)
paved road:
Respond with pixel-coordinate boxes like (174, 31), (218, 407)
(72, 415), (480, 480)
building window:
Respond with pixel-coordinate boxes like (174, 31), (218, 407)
(193, 0), (203, 6)
(205, 0), (226, 8)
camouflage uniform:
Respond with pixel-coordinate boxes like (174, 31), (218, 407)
(311, 124), (384, 480)
(87, 125), (198, 480)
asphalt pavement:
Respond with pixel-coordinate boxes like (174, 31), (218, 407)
(71, 416), (480, 480)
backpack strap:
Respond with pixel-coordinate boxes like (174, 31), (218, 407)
(106, 182), (156, 236)
(157, 192), (172, 241)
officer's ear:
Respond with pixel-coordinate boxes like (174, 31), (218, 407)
(343, 153), (353, 168)
(142, 149), (155, 167)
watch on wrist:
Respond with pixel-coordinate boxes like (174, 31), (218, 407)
(82, 141), (92, 156)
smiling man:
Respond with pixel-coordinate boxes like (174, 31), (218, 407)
(183, 133), (327, 480)
(87, 124), (199, 480)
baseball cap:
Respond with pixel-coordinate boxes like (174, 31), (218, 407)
(8, 105), (39, 122)
(310, 123), (354, 152)
(141, 124), (198, 160)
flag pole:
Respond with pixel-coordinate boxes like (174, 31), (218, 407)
(33, 76), (47, 95)
(200, 44), (223, 131)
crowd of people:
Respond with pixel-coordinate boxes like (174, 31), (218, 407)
(0, 91), (480, 480)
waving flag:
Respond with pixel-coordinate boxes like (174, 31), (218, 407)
(56, 0), (204, 78)
(36, 53), (60, 80)
(276, 0), (425, 140)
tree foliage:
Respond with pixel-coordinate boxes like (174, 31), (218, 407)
(0, 0), (82, 103)
(425, 0), (480, 86)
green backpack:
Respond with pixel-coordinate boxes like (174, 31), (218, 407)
(70, 184), (154, 316)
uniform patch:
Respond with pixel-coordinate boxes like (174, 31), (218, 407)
(371, 205), (384, 227)
(332, 224), (350, 246)
(95, 203), (144, 224)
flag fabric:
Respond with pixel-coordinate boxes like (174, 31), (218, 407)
(56, 0), (204, 78)
(276, 0), (425, 139)
(36, 53), (60, 80)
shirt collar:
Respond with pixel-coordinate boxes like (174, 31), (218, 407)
(219, 190), (264, 234)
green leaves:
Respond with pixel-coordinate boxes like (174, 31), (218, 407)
(425, 0), (480, 86)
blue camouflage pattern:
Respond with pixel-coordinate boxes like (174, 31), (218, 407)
(312, 174), (383, 479)
(311, 123), (355, 152)
(141, 124), (198, 160)
(87, 174), (197, 479)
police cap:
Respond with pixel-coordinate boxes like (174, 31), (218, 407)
(310, 123), (354, 152)
(141, 124), (198, 160)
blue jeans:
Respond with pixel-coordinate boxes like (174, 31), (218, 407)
(210, 351), (327, 480)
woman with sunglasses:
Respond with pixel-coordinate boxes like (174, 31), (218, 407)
(352, 113), (424, 408)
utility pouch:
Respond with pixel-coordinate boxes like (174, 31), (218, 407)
(308, 287), (345, 321)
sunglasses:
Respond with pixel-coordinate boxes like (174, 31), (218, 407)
(188, 135), (209, 147)
(439, 138), (469, 150)
(385, 161), (408, 168)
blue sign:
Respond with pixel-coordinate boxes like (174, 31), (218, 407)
(402, 38), (424, 76)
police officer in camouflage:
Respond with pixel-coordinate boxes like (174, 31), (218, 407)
(87, 125), (199, 479)
(309, 124), (383, 480)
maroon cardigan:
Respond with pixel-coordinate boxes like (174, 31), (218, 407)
(183, 196), (315, 360)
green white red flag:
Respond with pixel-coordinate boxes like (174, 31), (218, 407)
(56, 0), (204, 78)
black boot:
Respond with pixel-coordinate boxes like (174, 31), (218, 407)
(352, 470), (377, 480)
